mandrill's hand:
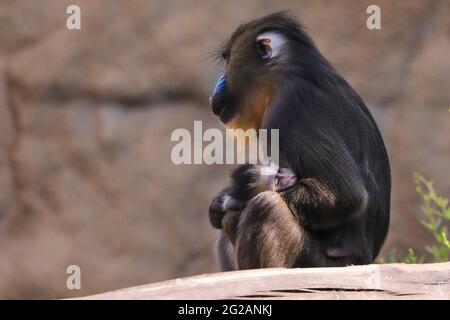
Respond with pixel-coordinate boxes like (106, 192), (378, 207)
(209, 190), (228, 229)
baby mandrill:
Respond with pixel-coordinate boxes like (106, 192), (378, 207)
(209, 163), (297, 230)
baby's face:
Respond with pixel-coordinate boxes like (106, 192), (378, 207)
(268, 167), (297, 191)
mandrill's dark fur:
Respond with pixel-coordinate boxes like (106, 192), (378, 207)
(209, 11), (391, 270)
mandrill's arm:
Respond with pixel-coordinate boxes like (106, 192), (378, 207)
(266, 81), (369, 230)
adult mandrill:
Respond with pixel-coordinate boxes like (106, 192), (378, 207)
(209, 11), (391, 270)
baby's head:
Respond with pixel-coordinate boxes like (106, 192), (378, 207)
(259, 164), (297, 192)
(226, 163), (298, 210)
(273, 167), (297, 191)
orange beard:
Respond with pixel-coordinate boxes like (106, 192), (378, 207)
(226, 84), (275, 132)
(225, 84), (275, 154)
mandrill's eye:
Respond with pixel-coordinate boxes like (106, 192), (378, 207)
(257, 39), (272, 59)
(256, 32), (286, 61)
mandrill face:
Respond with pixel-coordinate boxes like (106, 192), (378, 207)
(209, 12), (298, 131)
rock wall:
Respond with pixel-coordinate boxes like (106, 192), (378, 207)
(0, 0), (448, 298)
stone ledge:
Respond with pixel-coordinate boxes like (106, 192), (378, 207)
(77, 262), (450, 300)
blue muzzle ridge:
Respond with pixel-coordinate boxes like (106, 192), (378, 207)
(212, 73), (227, 96)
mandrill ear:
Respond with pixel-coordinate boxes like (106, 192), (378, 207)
(256, 32), (287, 60)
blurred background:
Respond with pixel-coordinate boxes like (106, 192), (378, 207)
(0, 0), (448, 299)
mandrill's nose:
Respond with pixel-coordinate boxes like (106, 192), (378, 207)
(210, 73), (227, 116)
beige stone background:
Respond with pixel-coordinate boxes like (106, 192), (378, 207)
(0, 0), (448, 299)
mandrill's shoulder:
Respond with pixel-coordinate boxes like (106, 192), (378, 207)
(264, 73), (377, 136)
